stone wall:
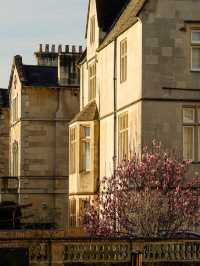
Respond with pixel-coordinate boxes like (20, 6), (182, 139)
(0, 107), (10, 202)
(0, 108), (9, 177)
(9, 77), (80, 228)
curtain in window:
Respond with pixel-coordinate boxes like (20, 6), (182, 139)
(183, 126), (194, 160)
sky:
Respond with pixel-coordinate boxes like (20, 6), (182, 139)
(0, 0), (88, 88)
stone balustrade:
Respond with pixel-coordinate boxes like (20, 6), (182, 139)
(144, 241), (200, 263)
(0, 230), (200, 265)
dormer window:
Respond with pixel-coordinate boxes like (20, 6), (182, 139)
(191, 30), (200, 71)
(90, 16), (95, 44)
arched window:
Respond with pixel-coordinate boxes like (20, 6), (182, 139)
(12, 142), (18, 177)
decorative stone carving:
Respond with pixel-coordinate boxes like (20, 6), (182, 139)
(144, 242), (200, 262)
(63, 242), (130, 263)
(29, 243), (48, 262)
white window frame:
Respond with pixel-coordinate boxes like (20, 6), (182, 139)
(191, 30), (200, 71)
(182, 106), (200, 161)
(80, 125), (91, 172)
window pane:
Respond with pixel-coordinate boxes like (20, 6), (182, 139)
(192, 47), (200, 70)
(192, 31), (200, 44)
(183, 108), (195, 123)
(183, 126), (194, 160)
(84, 127), (90, 138)
(85, 142), (91, 170)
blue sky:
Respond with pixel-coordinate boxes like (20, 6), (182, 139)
(0, 0), (88, 88)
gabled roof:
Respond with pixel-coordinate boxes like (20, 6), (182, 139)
(98, 0), (147, 50)
(85, 0), (130, 38)
(8, 55), (59, 88)
(70, 100), (99, 124)
(0, 89), (9, 108)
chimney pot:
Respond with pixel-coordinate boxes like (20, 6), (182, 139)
(65, 45), (69, 53)
(79, 46), (83, 53)
(51, 44), (56, 53)
(72, 45), (76, 53)
(58, 45), (62, 53)
(39, 44), (43, 52)
(45, 44), (49, 53)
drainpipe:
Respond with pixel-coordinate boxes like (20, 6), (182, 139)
(113, 38), (117, 175)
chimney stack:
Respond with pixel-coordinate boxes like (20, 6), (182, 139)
(39, 44), (43, 52)
(58, 45), (62, 53)
(45, 44), (49, 53)
(35, 44), (82, 69)
(51, 44), (56, 53)
(79, 46), (83, 53)
(72, 45), (76, 53)
(65, 45), (69, 53)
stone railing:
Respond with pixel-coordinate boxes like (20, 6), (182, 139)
(63, 241), (131, 263)
(0, 230), (200, 265)
(143, 241), (200, 263)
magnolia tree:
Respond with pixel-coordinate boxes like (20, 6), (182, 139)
(84, 142), (200, 238)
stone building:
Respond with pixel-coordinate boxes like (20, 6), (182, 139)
(8, 44), (81, 228)
(0, 89), (10, 202)
(69, 0), (200, 227)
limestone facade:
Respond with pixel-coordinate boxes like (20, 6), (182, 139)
(8, 45), (81, 228)
(69, 0), (200, 226)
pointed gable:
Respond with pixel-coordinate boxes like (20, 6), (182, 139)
(96, 0), (130, 33)
(98, 0), (147, 50)
(85, 0), (130, 39)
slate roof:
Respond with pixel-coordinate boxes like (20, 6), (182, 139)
(23, 65), (58, 87)
(98, 0), (147, 50)
(0, 89), (9, 108)
(8, 55), (64, 89)
(70, 100), (99, 124)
